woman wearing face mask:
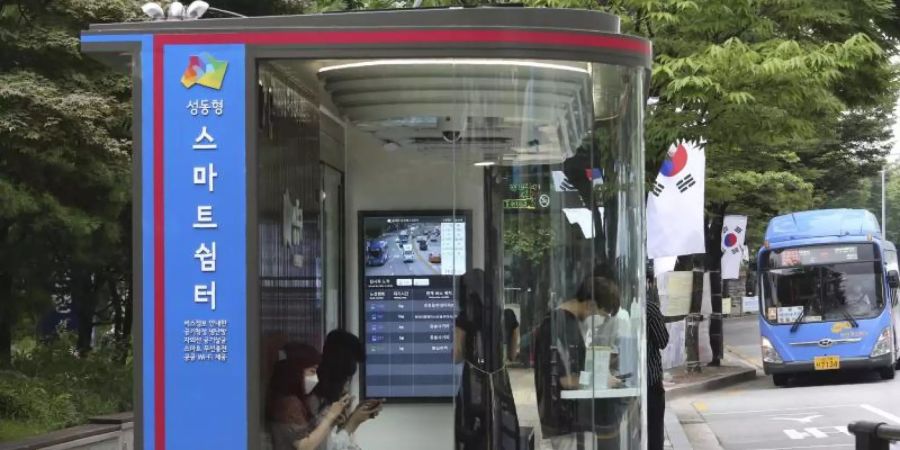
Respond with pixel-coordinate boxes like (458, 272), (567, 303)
(267, 344), (354, 450)
(308, 330), (384, 450)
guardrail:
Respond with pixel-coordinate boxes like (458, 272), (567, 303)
(848, 421), (900, 450)
(0, 413), (133, 450)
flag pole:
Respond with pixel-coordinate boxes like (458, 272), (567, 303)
(882, 168), (886, 237)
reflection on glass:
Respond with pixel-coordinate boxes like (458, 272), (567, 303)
(257, 57), (646, 450)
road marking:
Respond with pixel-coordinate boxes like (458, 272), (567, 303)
(748, 444), (852, 450)
(693, 401), (709, 412)
(784, 426), (850, 440)
(860, 404), (900, 425)
(772, 415), (823, 424)
(703, 404), (856, 416)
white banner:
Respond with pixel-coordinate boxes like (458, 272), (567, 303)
(721, 215), (748, 280)
(658, 271), (693, 317)
(654, 256), (678, 279)
(662, 320), (686, 370)
(647, 140), (706, 259)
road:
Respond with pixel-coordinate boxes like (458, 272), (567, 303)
(364, 232), (442, 277)
(673, 315), (900, 450)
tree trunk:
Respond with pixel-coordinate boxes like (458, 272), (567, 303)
(685, 269), (704, 373)
(0, 224), (11, 368)
(124, 275), (133, 339)
(0, 274), (12, 367)
(72, 270), (99, 356)
(705, 205), (728, 366)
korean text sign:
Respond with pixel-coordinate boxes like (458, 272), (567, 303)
(163, 44), (246, 449)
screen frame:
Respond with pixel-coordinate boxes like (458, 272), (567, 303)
(357, 209), (473, 403)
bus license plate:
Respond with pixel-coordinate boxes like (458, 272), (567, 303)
(814, 356), (840, 370)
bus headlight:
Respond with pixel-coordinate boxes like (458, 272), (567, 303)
(871, 327), (893, 358)
(762, 336), (783, 363)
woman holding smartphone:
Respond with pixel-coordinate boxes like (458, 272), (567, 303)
(306, 330), (385, 450)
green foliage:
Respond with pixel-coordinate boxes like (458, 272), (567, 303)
(502, 216), (555, 264)
(1, 0), (136, 362)
(823, 164), (900, 244)
(0, 333), (132, 441)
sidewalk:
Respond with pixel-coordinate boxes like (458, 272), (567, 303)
(662, 352), (758, 449)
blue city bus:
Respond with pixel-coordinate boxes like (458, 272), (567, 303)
(366, 240), (389, 266)
(757, 209), (900, 386)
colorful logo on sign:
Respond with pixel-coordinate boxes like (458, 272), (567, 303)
(660, 144), (688, 177)
(723, 232), (739, 248)
(181, 53), (228, 89)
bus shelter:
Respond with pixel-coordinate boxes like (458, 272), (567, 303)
(81, 7), (652, 450)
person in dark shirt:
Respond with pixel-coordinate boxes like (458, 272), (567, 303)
(646, 278), (670, 450)
(534, 276), (623, 449)
(503, 308), (520, 363)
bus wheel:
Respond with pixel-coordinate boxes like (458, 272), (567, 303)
(879, 367), (895, 380)
(773, 374), (789, 387)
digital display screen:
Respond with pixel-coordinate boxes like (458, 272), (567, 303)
(359, 211), (469, 399)
(773, 245), (863, 268)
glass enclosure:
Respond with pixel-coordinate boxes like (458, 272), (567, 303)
(257, 57), (646, 450)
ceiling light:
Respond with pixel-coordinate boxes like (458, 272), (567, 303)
(186, 1), (209, 19)
(141, 2), (164, 20)
(474, 161), (496, 167)
(318, 59), (590, 74)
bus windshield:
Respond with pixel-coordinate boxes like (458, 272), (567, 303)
(762, 261), (883, 323)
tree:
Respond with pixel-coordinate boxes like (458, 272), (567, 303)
(621, 0), (898, 364)
(0, 0), (137, 363)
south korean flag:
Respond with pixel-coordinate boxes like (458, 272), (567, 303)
(721, 215), (748, 280)
(647, 140), (706, 259)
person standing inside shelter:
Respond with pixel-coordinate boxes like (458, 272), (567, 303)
(646, 278), (670, 450)
(534, 275), (624, 450)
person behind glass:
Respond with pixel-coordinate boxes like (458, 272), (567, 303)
(646, 277), (670, 450)
(266, 343), (350, 450)
(309, 330), (384, 450)
(453, 269), (520, 450)
(534, 276), (624, 450)
(503, 308), (520, 363)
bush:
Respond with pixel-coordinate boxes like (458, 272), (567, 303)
(0, 332), (132, 441)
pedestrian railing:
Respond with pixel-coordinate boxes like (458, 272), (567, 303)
(848, 421), (900, 450)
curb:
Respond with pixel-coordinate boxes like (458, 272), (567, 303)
(665, 366), (757, 401)
(665, 410), (693, 450)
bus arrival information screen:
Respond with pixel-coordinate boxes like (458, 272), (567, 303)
(360, 212), (468, 399)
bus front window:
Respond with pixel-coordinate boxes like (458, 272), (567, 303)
(763, 261), (883, 322)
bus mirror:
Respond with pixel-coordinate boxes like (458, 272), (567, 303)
(888, 271), (900, 289)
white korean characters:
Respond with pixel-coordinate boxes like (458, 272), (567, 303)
(184, 96), (227, 364)
(191, 123), (222, 312)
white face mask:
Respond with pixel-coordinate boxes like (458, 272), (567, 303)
(304, 374), (319, 394)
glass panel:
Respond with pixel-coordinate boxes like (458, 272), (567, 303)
(322, 164), (344, 334)
(257, 57), (645, 450)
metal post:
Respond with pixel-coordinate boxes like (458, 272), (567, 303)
(849, 421), (891, 450)
(685, 270), (704, 373)
(882, 168), (887, 237)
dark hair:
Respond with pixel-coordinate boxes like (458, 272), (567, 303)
(313, 330), (365, 404)
(575, 276), (621, 316)
(266, 344), (320, 421)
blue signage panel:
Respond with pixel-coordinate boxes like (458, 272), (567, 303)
(163, 44), (246, 449)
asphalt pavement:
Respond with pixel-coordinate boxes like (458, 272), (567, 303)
(671, 315), (900, 450)
(364, 233), (442, 277)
